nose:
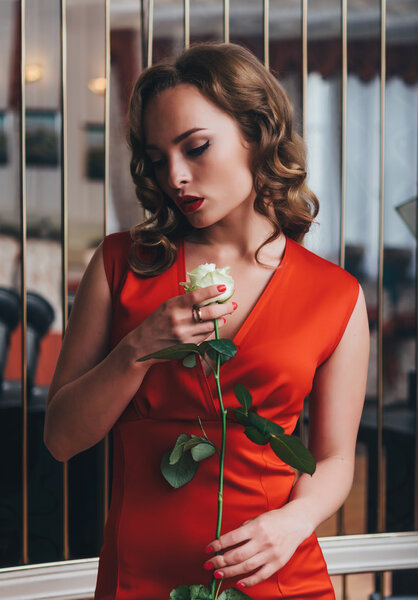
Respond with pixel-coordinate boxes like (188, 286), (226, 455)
(166, 155), (191, 191)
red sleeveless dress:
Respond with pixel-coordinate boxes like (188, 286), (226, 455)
(94, 230), (359, 599)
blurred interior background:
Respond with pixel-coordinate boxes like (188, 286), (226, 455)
(0, 1), (417, 598)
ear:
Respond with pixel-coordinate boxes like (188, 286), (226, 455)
(242, 137), (253, 150)
(243, 139), (258, 166)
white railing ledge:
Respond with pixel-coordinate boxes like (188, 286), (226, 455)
(0, 532), (417, 600)
(320, 531), (418, 575)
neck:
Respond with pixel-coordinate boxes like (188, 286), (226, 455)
(186, 202), (282, 264)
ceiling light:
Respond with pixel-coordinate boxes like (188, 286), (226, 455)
(88, 77), (106, 94)
(25, 64), (43, 83)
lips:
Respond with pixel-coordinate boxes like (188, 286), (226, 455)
(178, 195), (205, 214)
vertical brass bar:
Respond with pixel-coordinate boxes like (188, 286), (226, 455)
(299, 0), (308, 447)
(104, 0), (110, 237)
(20, 0), (28, 566)
(415, 10), (418, 535)
(376, 0), (387, 594)
(103, 0), (111, 525)
(184, 0), (190, 49)
(339, 5), (349, 595)
(302, 0), (307, 143)
(147, 0), (154, 67)
(140, 0), (146, 70)
(263, 0), (269, 70)
(377, 1), (387, 593)
(416, 224), (418, 532)
(340, 0), (347, 269)
(377, 0), (386, 536)
(339, 6), (348, 594)
(375, 0), (387, 591)
(223, 0), (230, 44)
(60, 0), (69, 561)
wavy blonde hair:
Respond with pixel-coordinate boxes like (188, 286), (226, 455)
(127, 42), (318, 276)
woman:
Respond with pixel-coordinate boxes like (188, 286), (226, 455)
(44, 42), (369, 599)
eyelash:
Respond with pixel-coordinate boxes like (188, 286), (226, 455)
(150, 140), (210, 169)
(188, 140), (210, 157)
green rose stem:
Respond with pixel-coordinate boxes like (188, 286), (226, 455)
(209, 317), (227, 599)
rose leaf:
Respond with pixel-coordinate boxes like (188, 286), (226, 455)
(270, 434), (316, 475)
(248, 412), (284, 437)
(189, 585), (212, 599)
(183, 353), (197, 368)
(234, 383), (252, 411)
(190, 442), (217, 462)
(206, 338), (237, 357)
(161, 448), (199, 488)
(235, 407), (249, 426)
(244, 425), (270, 445)
(169, 433), (190, 465)
(169, 584), (211, 600)
(169, 585), (192, 599)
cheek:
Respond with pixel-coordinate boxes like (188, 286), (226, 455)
(224, 161), (254, 196)
(207, 150), (254, 192)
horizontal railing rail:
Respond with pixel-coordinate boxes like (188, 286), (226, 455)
(1, 533), (417, 600)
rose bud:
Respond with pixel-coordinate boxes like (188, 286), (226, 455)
(180, 263), (235, 306)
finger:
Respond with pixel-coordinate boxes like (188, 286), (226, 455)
(207, 524), (252, 555)
(189, 318), (226, 340)
(237, 562), (278, 589)
(211, 551), (267, 580)
(187, 284), (229, 306)
(198, 301), (236, 321)
(206, 540), (260, 571)
(215, 317), (227, 328)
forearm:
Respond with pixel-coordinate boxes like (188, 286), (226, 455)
(286, 454), (356, 536)
(44, 339), (151, 462)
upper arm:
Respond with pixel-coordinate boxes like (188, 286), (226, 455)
(46, 241), (112, 406)
(308, 283), (370, 462)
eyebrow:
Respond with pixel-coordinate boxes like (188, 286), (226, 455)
(145, 127), (208, 150)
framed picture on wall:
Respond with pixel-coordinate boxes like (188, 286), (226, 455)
(84, 123), (105, 181)
(26, 110), (60, 167)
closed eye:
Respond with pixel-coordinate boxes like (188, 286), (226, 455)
(149, 140), (210, 170)
(187, 140), (210, 157)
(150, 157), (166, 169)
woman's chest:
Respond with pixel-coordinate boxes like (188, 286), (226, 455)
(198, 265), (279, 376)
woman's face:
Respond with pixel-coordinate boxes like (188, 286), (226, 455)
(143, 83), (256, 229)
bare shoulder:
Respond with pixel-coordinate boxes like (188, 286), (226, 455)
(46, 241), (112, 405)
(314, 283), (369, 379)
(330, 283), (369, 360)
(309, 284), (370, 458)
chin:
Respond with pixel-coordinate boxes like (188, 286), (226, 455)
(184, 212), (214, 228)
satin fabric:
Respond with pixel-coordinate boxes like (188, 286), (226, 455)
(94, 231), (359, 599)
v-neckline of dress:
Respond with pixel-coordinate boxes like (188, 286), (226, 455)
(178, 234), (291, 348)
(177, 236), (291, 411)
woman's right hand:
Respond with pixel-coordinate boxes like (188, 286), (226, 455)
(125, 284), (237, 361)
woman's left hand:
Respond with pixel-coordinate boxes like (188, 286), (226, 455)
(204, 502), (313, 588)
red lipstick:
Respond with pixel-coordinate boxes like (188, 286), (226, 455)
(178, 195), (205, 214)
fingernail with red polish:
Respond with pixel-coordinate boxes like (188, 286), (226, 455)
(203, 561), (213, 571)
(205, 546), (213, 554)
(237, 582), (246, 589)
(214, 570), (224, 579)
(222, 318), (226, 324)
(232, 302), (238, 310)
(217, 284), (226, 292)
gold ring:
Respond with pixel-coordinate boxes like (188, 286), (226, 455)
(192, 304), (203, 323)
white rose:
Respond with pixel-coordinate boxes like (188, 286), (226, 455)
(180, 263), (235, 306)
